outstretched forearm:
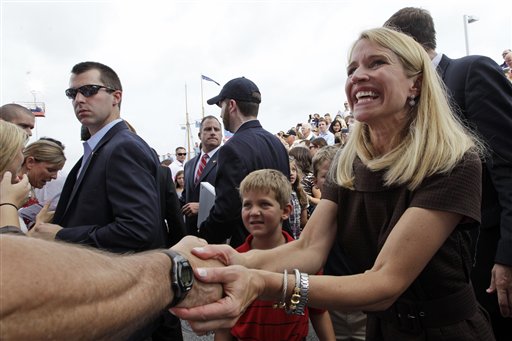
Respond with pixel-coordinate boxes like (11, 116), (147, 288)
(245, 200), (337, 273)
(0, 235), (172, 340)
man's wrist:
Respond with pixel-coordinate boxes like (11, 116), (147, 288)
(161, 249), (194, 308)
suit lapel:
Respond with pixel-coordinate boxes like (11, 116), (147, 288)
(53, 160), (81, 222)
(62, 122), (126, 217)
(437, 54), (451, 80)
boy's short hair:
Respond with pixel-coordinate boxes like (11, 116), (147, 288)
(239, 169), (291, 208)
(312, 145), (339, 177)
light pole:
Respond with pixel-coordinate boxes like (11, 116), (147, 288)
(463, 14), (479, 56)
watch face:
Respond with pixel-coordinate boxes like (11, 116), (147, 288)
(179, 261), (194, 288)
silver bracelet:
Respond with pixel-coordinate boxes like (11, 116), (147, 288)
(273, 269), (288, 309)
(294, 272), (309, 315)
(285, 269), (300, 314)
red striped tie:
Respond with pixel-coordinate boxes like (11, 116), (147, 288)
(195, 153), (209, 184)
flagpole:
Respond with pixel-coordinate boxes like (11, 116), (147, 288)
(185, 83), (192, 161)
(200, 76), (205, 119)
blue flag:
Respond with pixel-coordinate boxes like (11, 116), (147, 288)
(201, 75), (220, 86)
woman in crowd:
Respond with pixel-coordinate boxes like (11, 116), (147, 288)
(18, 139), (66, 229)
(0, 121), (30, 230)
(328, 119), (345, 145)
(173, 27), (493, 340)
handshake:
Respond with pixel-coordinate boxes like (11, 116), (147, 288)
(170, 236), (261, 335)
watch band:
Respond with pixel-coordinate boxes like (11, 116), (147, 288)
(161, 249), (194, 308)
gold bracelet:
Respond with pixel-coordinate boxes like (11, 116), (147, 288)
(285, 269), (301, 314)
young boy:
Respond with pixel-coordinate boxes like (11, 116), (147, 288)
(312, 145), (339, 192)
(215, 169), (335, 341)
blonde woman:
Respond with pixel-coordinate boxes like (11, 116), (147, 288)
(21, 139), (66, 189)
(173, 27), (493, 340)
(0, 121), (30, 229)
(19, 139), (66, 229)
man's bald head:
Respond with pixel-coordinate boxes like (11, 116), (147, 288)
(0, 104), (35, 136)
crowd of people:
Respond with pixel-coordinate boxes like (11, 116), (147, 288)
(1, 6), (511, 341)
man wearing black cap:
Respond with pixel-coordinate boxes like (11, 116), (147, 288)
(282, 129), (297, 148)
(199, 77), (290, 247)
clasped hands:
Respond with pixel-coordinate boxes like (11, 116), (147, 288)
(170, 237), (263, 334)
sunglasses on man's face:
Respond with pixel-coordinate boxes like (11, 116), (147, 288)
(177, 153), (187, 156)
(65, 84), (116, 100)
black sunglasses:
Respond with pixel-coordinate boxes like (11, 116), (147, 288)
(65, 84), (116, 100)
(177, 153), (187, 156)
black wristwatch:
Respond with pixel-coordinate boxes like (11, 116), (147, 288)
(161, 249), (194, 308)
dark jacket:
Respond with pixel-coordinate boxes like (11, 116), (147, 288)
(198, 120), (290, 248)
(54, 121), (165, 253)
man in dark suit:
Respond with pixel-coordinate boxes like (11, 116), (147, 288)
(197, 77), (290, 248)
(385, 8), (512, 338)
(31, 61), (164, 253)
(30, 62), (168, 340)
(181, 115), (222, 236)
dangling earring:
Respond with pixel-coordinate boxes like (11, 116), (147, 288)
(408, 96), (416, 106)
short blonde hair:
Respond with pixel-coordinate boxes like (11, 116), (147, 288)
(0, 120), (27, 174)
(239, 169), (291, 208)
(335, 27), (483, 190)
(313, 146), (339, 177)
(23, 140), (66, 169)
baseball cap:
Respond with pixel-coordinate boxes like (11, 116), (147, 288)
(283, 129), (296, 137)
(207, 77), (261, 106)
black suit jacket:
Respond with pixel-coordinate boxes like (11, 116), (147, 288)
(438, 54), (512, 265)
(158, 165), (186, 247)
(181, 150), (220, 235)
(198, 120), (290, 247)
(53, 121), (165, 253)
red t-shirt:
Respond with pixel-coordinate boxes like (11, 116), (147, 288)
(231, 231), (313, 341)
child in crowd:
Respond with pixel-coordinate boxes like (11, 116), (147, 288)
(214, 169), (335, 341)
(312, 145), (339, 192)
(288, 156), (308, 239)
(174, 169), (184, 198)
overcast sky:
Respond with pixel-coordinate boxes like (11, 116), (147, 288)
(1, 0), (510, 172)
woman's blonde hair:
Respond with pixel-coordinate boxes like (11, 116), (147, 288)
(335, 27), (483, 190)
(0, 120), (27, 174)
(23, 139), (66, 169)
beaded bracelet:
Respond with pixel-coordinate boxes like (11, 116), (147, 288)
(0, 203), (18, 210)
(273, 269), (288, 309)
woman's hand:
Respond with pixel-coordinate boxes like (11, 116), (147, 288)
(192, 244), (246, 268)
(171, 236), (224, 308)
(35, 202), (55, 225)
(0, 172), (30, 208)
